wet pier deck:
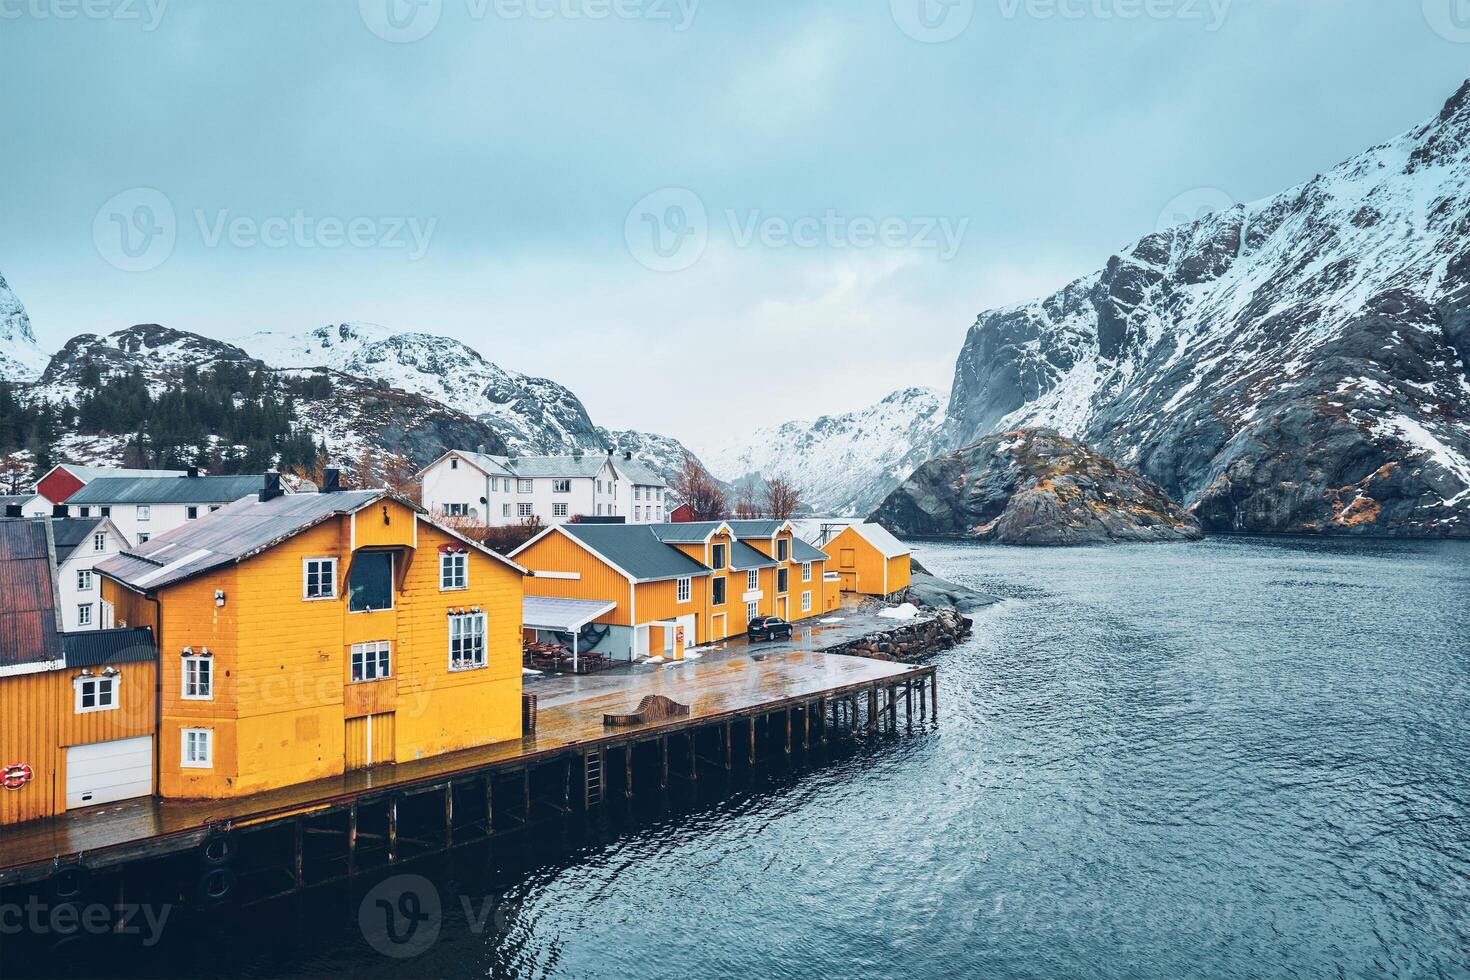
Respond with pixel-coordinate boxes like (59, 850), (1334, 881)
(0, 647), (934, 890)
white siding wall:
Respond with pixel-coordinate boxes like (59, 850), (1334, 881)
(58, 525), (128, 632)
(420, 456), (668, 527)
(68, 500), (237, 545)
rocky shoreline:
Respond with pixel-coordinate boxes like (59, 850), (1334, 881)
(823, 607), (975, 665)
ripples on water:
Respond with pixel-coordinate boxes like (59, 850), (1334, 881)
(38, 537), (1470, 979)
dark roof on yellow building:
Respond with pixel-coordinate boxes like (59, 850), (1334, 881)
(548, 523), (712, 583)
(0, 519), (64, 669)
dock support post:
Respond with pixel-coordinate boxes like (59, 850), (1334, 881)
(562, 758), (572, 814)
(802, 702), (810, 750)
(445, 784), (455, 846)
(626, 745), (634, 799)
(906, 681), (913, 731)
(689, 732), (698, 782)
(785, 708), (792, 755)
(749, 717), (757, 764)
(485, 775), (495, 834)
(919, 680), (927, 721)
(868, 687), (879, 733)
(293, 818), (305, 889)
(387, 798), (399, 864)
(889, 685), (898, 731)
(348, 804), (359, 874)
(931, 671), (938, 723)
(660, 737), (669, 789)
(723, 721), (732, 770)
(522, 769), (531, 822)
(818, 698), (828, 742)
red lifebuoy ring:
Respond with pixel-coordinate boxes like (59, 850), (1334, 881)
(2, 763), (33, 790)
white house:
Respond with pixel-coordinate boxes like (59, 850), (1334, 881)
(51, 517), (130, 632)
(419, 451), (669, 527)
(63, 473), (277, 545)
(0, 493), (52, 518)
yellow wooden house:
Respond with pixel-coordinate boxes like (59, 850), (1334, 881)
(95, 482), (526, 800)
(819, 522), (912, 597)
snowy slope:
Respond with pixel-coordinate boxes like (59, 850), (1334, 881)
(0, 272), (49, 382)
(941, 79), (1470, 536)
(703, 387), (945, 516)
(237, 323), (606, 455)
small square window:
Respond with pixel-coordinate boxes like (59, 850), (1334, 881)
(136, 505), (151, 521)
(100, 506), (111, 517)
(351, 641), (392, 682)
(137, 532), (150, 544)
(74, 675), (117, 713)
(77, 569), (93, 591)
(182, 729), (213, 768)
(304, 558), (338, 600)
(92, 533), (107, 553)
(76, 604), (93, 627)
(552, 479), (571, 494)
(440, 551), (468, 590)
(185, 506), (199, 520)
(517, 479), (533, 494)
(518, 503), (534, 518)
(182, 655), (213, 700)
(78, 506), (91, 518)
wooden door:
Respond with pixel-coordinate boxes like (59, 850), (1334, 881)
(346, 712), (396, 770)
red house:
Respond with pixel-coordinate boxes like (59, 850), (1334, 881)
(668, 502), (694, 523)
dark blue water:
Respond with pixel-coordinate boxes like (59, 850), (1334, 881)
(18, 537), (1470, 979)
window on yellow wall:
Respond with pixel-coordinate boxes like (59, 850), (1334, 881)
(351, 641), (392, 682)
(802, 591), (812, 612)
(449, 612), (487, 670)
(747, 569), (758, 591)
(440, 551), (468, 590)
(303, 558), (338, 600)
(182, 729), (213, 768)
(182, 655), (212, 700)
(711, 577), (727, 606)
(802, 562), (812, 582)
(777, 568), (789, 594)
(349, 553), (394, 613)
(777, 538), (789, 562)
(711, 543), (727, 570)
(677, 577), (691, 603)
(75, 675), (117, 713)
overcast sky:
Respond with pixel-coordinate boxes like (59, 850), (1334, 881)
(1, 0), (1467, 451)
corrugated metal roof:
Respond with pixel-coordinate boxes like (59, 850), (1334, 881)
(69, 474), (270, 505)
(847, 522), (911, 559)
(791, 538), (828, 563)
(504, 455), (611, 479)
(0, 520), (63, 668)
(556, 523), (712, 582)
(648, 521), (726, 544)
(97, 490), (387, 592)
(725, 519), (788, 538)
(0, 494), (36, 510)
(67, 474), (272, 506)
(728, 540), (777, 570)
(614, 458), (668, 488)
(62, 627), (158, 668)
(51, 517), (108, 563)
(57, 465), (187, 482)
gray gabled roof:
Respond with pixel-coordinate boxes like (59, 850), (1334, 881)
(504, 455), (612, 479)
(51, 517), (109, 563)
(547, 523), (712, 583)
(614, 458), (668, 488)
(842, 522), (910, 559)
(648, 521), (727, 544)
(50, 464), (188, 482)
(791, 538), (828, 563)
(728, 540), (777, 570)
(0, 494), (36, 511)
(444, 451), (517, 478)
(725, 519), (789, 539)
(67, 474), (273, 506)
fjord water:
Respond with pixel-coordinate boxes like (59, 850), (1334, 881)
(52, 537), (1470, 979)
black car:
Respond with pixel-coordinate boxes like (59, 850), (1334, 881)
(747, 616), (793, 641)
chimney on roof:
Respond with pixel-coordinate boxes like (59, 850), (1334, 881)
(572, 448), (583, 459)
(623, 451), (632, 461)
(4, 504), (21, 519)
(259, 472), (284, 503)
(320, 468), (342, 494)
(52, 504), (67, 518)
(186, 466), (199, 479)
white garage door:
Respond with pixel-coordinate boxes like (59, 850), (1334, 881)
(66, 736), (153, 809)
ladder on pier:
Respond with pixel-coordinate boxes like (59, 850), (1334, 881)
(583, 750), (604, 807)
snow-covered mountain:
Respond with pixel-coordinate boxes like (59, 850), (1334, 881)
(938, 79), (1470, 537)
(703, 387), (946, 516)
(237, 323), (606, 456)
(599, 427), (702, 487)
(0, 271), (49, 382)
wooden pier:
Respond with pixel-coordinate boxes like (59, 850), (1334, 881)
(0, 649), (936, 910)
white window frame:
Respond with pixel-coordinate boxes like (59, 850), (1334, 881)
(552, 479), (571, 494)
(440, 551), (468, 591)
(444, 503), (470, 517)
(137, 532), (150, 544)
(448, 612), (488, 671)
(351, 641), (392, 682)
(777, 539), (790, 562)
(92, 532), (107, 553)
(711, 577), (727, 606)
(181, 728), (213, 769)
(502, 503), (512, 518)
(450, 457), (460, 470)
(76, 603), (93, 627)
(802, 591), (813, 613)
(746, 600), (759, 620)
(802, 562), (812, 582)
(676, 577), (691, 603)
(182, 655), (213, 700)
(777, 567), (790, 594)
(711, 543), (727, 570)
(303, 557), (339, 601)
(136, 505), (151, 521)
(77, 506), (91, 518)
(553, 502), (569, 517)
(518, 502), (534, 518)
(747, 569), (759, 591)
(74, 675), (117, 713)
(77, 569), (94, 591)
(348, 552), (395, 614)
(517, 479), (534, 494)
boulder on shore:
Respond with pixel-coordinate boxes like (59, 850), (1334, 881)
(872, 428), (1203, 546)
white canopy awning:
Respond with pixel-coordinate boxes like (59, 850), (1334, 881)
(523, 596), (617, 633)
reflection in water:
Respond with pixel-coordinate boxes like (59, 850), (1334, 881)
(23, 536), (1470, 979)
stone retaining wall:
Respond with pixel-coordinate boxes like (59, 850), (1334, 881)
(822, 608), (972, 664)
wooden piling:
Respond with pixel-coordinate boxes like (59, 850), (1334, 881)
(387, 798), (398, 864)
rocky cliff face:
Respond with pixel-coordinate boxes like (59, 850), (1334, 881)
(873, 429), (1203, 546)
(0, 272), (49, 382)
(703, 387), (946, 515)
(943, 80), (1470, 538)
